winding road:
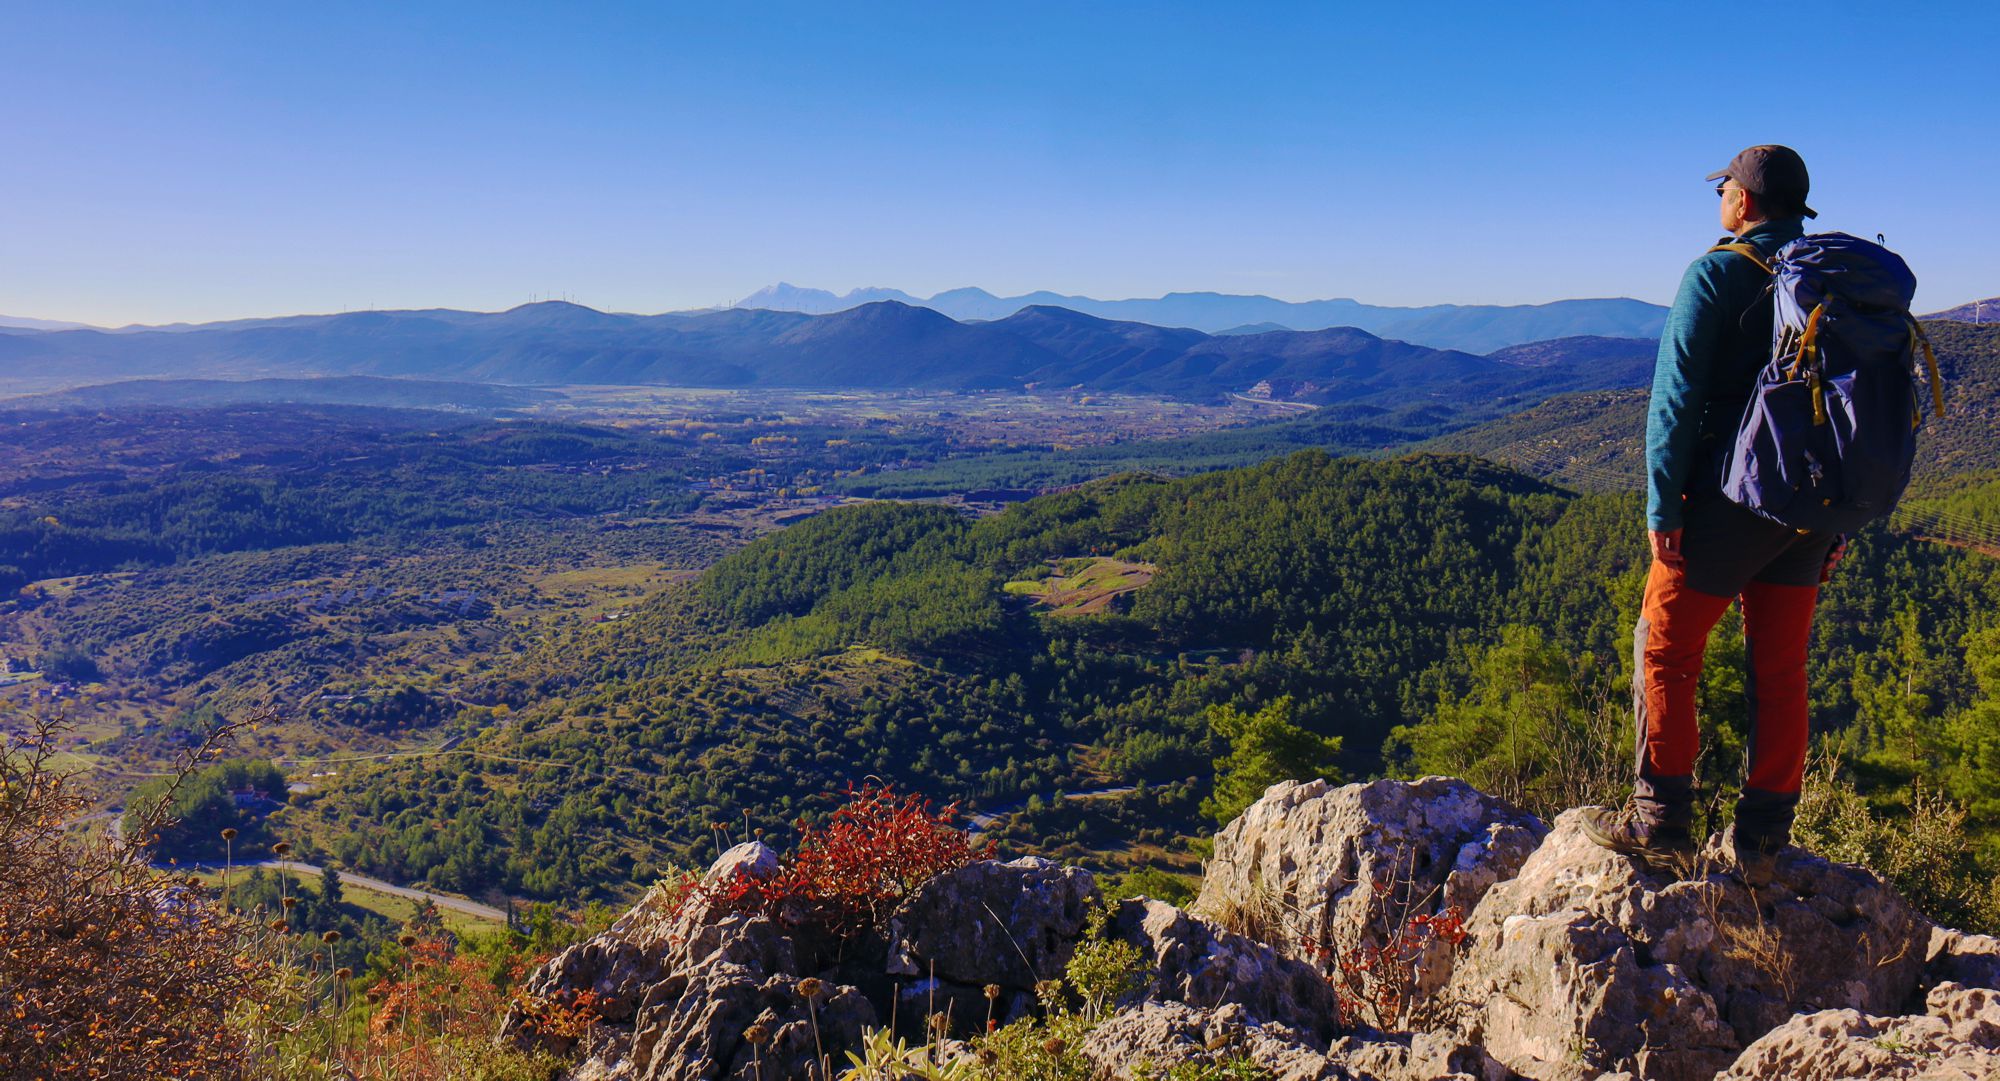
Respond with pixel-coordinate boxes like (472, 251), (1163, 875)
(181, 858), (510, 923)
(77, 803), (507, 922)
(1228, 392), (1320, 411)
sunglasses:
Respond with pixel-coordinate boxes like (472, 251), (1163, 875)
(1716, 183), (1744, 198)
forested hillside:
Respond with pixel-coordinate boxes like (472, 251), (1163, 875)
(292, 450), (2000, 916)
(1417, 320), (2000, 494)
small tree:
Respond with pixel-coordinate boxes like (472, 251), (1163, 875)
(1386, 625), (1629, 817)
(321, 864), (345, 907)
(1201, 696), (1342, 826)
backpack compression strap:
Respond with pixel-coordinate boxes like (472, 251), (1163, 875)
(1909, 319), (1949, 420)
(1712, 242), (1827, 421)
(1708, 243), (1774, 274)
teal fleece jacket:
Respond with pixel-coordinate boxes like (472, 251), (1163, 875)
(1646, 216), (1806, 531)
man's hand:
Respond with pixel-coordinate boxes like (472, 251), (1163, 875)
(1820, 535), (1848, 583)
(1650, 528), (1686, 568)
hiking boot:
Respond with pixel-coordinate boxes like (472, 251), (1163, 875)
(1725, 824), (1785, 889)
(1578, 803), (1695, 875)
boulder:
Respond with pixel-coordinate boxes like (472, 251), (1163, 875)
(1714, 982), (2000, 1080)
(1446, 810), (1933, 1081)
(1926, 926), (2000, 992)
(506, 843), (783, 1037)
(887, 856), (1100, 987)
(1077, 1000), (1511, 1081)
(1194, 778), (1546, 1002)
(1078, 1000), (1343, 1081)
(883, 855), (1099, 1037)
(628, 970), (872, 1081)
(1114, 897), (1342, 1042)
(504, 841), (878, 1080)
(1328, 1030), (1515, 1081)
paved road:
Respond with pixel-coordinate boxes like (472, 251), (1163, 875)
(178, 859), (509, 923)
(1228, 392), (1320, 411)
(92, 800), (508, 923)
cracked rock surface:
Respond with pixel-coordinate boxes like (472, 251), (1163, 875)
(1444, 810), (1931, 1081)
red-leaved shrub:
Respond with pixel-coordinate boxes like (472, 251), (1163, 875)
(678, 784), (994, 952)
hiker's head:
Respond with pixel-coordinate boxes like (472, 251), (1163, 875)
(1706, 145), (1815, 233)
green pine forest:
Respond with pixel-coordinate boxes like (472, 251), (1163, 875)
(287, 444), (2000, 929)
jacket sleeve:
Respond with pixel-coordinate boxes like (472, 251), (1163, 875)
(1645, 256), (1728, 532)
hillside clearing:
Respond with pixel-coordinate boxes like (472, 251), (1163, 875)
(1004, 557), (1157, 616)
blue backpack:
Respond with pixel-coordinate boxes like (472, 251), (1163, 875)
(1715, 232), (1946, 533)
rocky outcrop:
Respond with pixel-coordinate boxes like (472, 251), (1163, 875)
(1444, 810), (1933, 1081)
(887, 855), (1099, 987)
(1194, 777), (1546, 999)
(886, 855), (1100, 1033)
(1079, 1001), (1337, 1081)
(1076, 1000), (1510, 1081)
(1714, 982), (2000, 1080)
(1927, 926), (2000, 992)
(505, 842), (874, 1081)
(519, 777), (2000, 1081)
(1114, 897), (1341, 1042)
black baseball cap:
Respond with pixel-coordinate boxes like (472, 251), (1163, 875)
(1706, 144), (1816, 218)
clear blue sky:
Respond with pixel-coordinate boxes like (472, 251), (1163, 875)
(4, 1), (1995, 326)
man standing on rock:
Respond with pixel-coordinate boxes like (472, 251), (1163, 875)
(1580, 145), (1842, 886)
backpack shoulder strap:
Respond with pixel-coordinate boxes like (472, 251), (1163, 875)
(1708, 243), (1774, 274)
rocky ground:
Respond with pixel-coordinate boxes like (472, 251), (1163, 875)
(506, 777), (2000, 1080)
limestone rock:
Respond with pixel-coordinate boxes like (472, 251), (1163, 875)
(1078, 1000), (1510, 1081)
(1446, 809), (1932, 1081)
(630, 970), (872, 1081)
(1927, 926), (2000, 992)
(1194, 777), (1546, 1000)
(504, 841), (879, 1080)
(507, 842), (783, 1039)
(1115, 897), (1341, 1042)
(887, 856), (1099, 987)
(1329, 1030), (1515, 1081)
(1077, 1000), (1343, 1081)
(1714, 982), (2000, 1080)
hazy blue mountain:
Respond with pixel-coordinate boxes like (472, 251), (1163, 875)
(1216, 322), (1293, 336)
(733, 283), (926, 314)
(729, 284), (1669, 351)
(1363, 298), (1670, 354)
(0, 300), (1661, 407)
(0, 314), (99, 331)
(989, 306), (1211, 386)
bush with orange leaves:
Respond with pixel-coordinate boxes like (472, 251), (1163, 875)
(338, 937), (570, 1079)
(0, 713), (271, 1080)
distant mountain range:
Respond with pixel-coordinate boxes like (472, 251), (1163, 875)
(0, 314), (98, 332)
(0, 300), (1659, 409)
(732, 283), (1670, 353)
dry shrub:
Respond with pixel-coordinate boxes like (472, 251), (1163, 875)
(0, 713), (270, 1080)
(1793, 748), (2000, 934)
(345, 937), (572, 1079)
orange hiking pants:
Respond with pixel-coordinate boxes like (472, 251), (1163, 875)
(1631, 493), (1837, 845)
